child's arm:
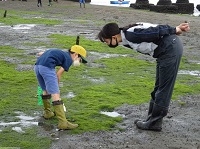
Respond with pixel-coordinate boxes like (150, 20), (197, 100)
(57, 67), (65, 83)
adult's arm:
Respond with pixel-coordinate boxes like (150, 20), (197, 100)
(125, 23), (189, 43)
(125, 25), (176, 43)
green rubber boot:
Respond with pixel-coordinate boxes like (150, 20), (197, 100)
(53, 100), (78, 130)
(42, 95), (55, 119)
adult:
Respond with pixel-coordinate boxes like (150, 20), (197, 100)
(98, 22), (190, 131)
(37, 0), (42, 7)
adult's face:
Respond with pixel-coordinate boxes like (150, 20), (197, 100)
(104, 36), (118, 48)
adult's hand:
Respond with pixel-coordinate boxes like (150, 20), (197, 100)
(176, 23), (190, 35)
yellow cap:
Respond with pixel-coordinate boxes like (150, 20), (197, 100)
(70, 45), (87, 63)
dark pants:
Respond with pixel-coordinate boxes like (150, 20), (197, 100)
(152, 35), (183, 108)
(38, 0), (42, 5)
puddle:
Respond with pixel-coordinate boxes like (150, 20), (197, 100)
(0, 24), (37, 34)
(90, 51), (128, 59)
(34, 16), (42, 19)
(0, 23), (36, 30)
(64, 19), (92, 22)
(187, 60), (200, 65)
(83, 76), (105, 83)
(0, 111), (38, 133)
(12, 127), (25, 133)
(88, 77), (105, 83)
(16, 115), (35, 121)
(62, 91), (76, 99)
(34, 47), (47, 52)
(0, 121), (20, 126)
(12, 24), (36, 30)
(127, 72), (135, 75)
(178, 70), (200, 76)
(88, 62), (106, 68)
(66, 92), (76, 98)
(0, 25), (10, 28)
(100, 111), (125, 118)
(16, 64), (34, 71)
(79, 31), (93, 35)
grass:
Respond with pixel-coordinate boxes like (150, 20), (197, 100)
(0, 10), (62, 25)
(1, 8), (200, 149)
(0, 127), (51, 149)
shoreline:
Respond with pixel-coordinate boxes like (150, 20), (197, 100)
(89, 2), (200, 17)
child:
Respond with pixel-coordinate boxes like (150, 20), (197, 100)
(98, 22), (190, 131)
(34, 45), (87, 130)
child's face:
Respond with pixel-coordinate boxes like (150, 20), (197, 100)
(71, 53), (82, 66)
(73, 59), (81, 66)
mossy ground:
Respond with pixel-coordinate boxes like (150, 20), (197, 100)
(0, 1), (200, 148)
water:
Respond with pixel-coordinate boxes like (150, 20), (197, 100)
(90, 51), (128, 59)
(66, 91), (76, 98)
(12, 24), (36, 30)
(0, 111), (38, 133)
(12, 127), (25, 133)
(90, 0), (200, 16)
(178, 70), (200, 76)
(100, 111), (125, 117)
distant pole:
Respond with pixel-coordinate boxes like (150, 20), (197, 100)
(3, 10), (7, 18)
(76, 35), (80, 45)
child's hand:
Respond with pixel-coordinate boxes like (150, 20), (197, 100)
(37, 52), (44, 56)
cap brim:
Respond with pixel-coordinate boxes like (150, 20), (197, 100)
(80, 56), (87, 63)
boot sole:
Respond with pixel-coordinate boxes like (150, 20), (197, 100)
(136, 125), (162, 131)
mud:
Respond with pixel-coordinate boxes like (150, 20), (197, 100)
(0, 1), (200, 149)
